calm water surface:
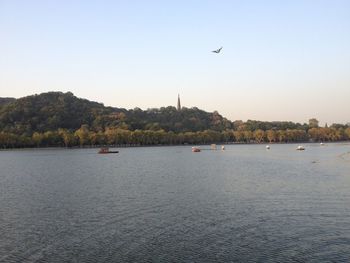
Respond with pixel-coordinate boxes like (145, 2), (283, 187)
(1, 143), (350, 262)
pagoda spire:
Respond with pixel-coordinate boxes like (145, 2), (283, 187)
(177, 94), (181, 111)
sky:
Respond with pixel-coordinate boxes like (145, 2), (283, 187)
(1, 0), (349, 125)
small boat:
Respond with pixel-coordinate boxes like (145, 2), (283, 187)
(296, 145), (305, 151)
(192, 147), (201, 152)
(266, 145), (270, 150)
(221, 145), (225, 150)
(320, 142), (324, 146)
(98, 147), (119, 154)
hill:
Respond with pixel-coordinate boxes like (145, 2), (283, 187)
(1, 92), (349, 148)
(0, 91), (231, 135)
(0, 97), (16, 107)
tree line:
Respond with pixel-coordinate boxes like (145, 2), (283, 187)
(1, 126), (350, 148)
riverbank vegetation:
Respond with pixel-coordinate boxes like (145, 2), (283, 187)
(1, 92), (349, 148)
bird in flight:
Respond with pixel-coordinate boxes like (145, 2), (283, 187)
(212, 47), (223, 53)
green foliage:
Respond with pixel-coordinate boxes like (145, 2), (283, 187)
(309, 118), (319, 129)
(244, 120), (307, 131)
(0, 98), (16, 107)
(0, 92), (349, 148)
(0, 92), (118, 133)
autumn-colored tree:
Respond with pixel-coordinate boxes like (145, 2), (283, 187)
(243, 130), (253, 143)
(345, 128), (350, 140)
(74, 125), (90, 146)
(233, 131), (244, 142)
(58, 129), (76, 147)
(277, 130), (286, 142)
(253, 129), (265, 143)
(266, 130), (276, 143)
(32, 132), (43, 147)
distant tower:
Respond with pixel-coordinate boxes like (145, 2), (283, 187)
(177, 94), (181, 111)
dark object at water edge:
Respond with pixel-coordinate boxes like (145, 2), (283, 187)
(98, 147), (119, 154)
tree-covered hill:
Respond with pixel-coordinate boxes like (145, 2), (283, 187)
(1, 92), (349, 148)
(126, 106), (232, 132)
(0, 97), (16, 107)
(0, 92), (122, 134)
(0, 91), (231, 135)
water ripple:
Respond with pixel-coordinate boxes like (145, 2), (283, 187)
(1, 144), (350, 262)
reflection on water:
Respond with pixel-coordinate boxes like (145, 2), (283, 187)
(1, 143), (350, 262)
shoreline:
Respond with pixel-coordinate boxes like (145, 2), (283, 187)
(1, 141), (349, 151)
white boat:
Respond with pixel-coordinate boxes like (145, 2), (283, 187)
(296, 145), (305, 151)
(266, 145), (270, 150)
(221, 145), (225, 150)
(192, 147), (201, 152)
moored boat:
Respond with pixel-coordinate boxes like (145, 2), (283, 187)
(192, 147), (201, 152)
(296, 145), (305, 151)
(98, 147), (119, 154)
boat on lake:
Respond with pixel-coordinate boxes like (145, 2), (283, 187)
(192, 147), (201, 152)
(296, 145), (305, 151)
(98, 147), (119, 154)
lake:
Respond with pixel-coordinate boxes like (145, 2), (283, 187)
(1, 143), (350, 262)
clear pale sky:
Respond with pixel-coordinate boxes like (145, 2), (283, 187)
(1, 1), (349, 125)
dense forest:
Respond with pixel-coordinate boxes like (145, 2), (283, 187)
(0, 92), (349, 148)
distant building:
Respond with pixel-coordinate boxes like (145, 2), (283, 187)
(177, 94), (181, 111)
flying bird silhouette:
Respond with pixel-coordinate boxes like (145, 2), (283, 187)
(212, 47), (223, 53)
